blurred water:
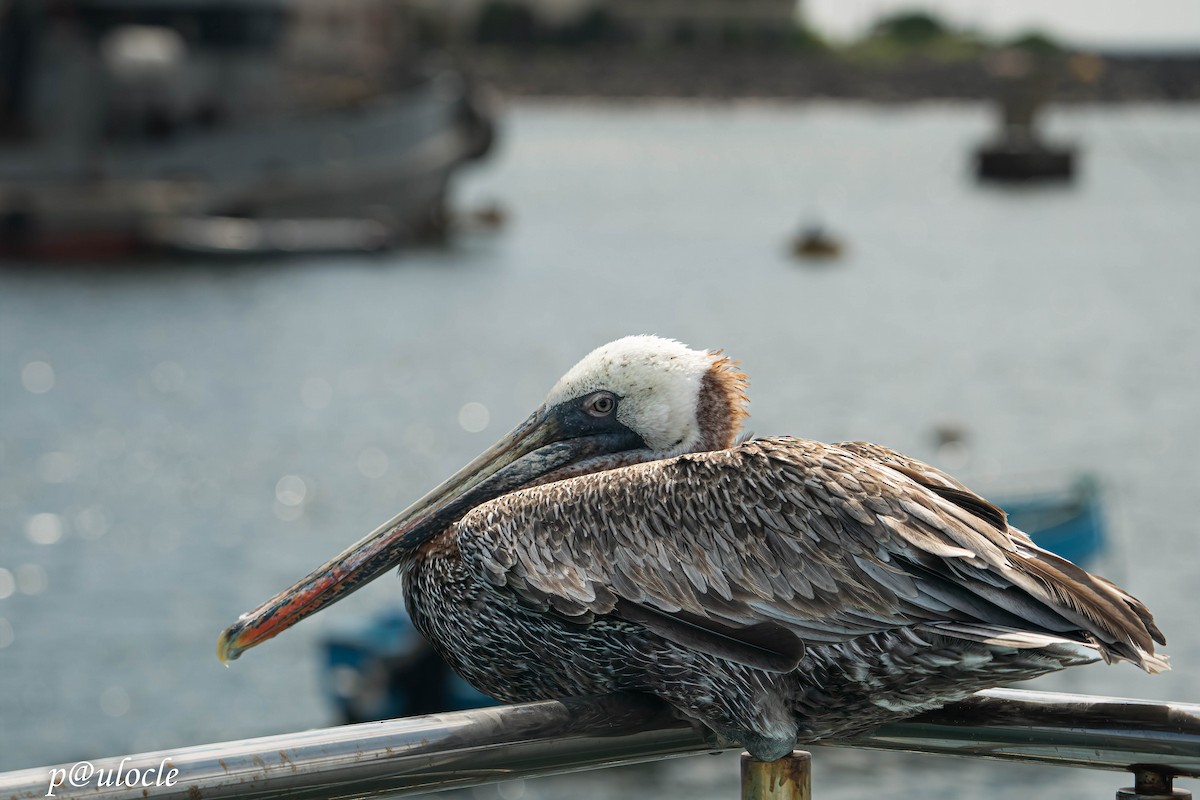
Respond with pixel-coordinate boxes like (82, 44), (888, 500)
(2, 102), (1199, 800)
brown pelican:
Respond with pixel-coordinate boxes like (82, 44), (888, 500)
(218, 336), (1166, 760)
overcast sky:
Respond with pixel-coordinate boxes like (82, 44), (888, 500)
(806, 0), (1200, 49)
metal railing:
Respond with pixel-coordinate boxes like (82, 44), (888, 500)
(2, 689), (1198, 800)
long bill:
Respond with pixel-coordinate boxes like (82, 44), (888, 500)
(217, 409), (641, 664)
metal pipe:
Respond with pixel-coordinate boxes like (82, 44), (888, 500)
(2, 689), (1199, 800)
(834, 688), (1200, 777)
(2, 694), (713, 800)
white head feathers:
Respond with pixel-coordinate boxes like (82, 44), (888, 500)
(545, 335), (746, 455)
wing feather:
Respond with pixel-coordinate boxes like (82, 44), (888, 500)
(455, 436), (1165, 674)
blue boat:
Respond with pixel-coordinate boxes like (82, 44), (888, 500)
(322, 611), (495, 723)
(998, 475), (1106, 566)
(322, 474), (1108, 722)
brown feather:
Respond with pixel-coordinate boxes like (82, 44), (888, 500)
(456, 437), (1166, 674)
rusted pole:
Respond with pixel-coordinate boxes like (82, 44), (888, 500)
(741, 751), (811, 800)
(1118, 767), (1193, 800)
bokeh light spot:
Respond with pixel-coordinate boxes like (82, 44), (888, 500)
(458, 402), (490, 433)
(497, 779), (526, 800)
(275, 475), (308, 506)
(26, 513), (63, 545)
(21, 361), (55, 394)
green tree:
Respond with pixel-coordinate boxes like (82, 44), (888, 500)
(1006, 30), (1064, 55)
(872, 11), (949, 45)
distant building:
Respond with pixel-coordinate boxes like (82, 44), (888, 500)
(604, 0), (801, 46)
(405, 0), (803, 47)
(282, 0), (424, 108)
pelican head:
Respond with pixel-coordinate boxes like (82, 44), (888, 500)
(547, 335), (748, 457)
(217, 335), (748, 663)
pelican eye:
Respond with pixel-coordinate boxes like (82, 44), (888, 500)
(583, 392), (617, 417)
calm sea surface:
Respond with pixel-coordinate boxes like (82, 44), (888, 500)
(2, 102), (1199, 799)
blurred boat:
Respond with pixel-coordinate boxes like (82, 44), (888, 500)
(321, 474), (1107, 723)
(322, 610), (495, 724)
(790, 223), (843, 261)
(998, 474), (1106, 567)
(976, 135), (1075, 183)
(975, 50), (1076, 183)
(0, 0), (495, 259)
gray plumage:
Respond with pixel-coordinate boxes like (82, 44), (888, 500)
(403, 436), (1165, 760)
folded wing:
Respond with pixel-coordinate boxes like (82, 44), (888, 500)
(455, 436), (1166, 674)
